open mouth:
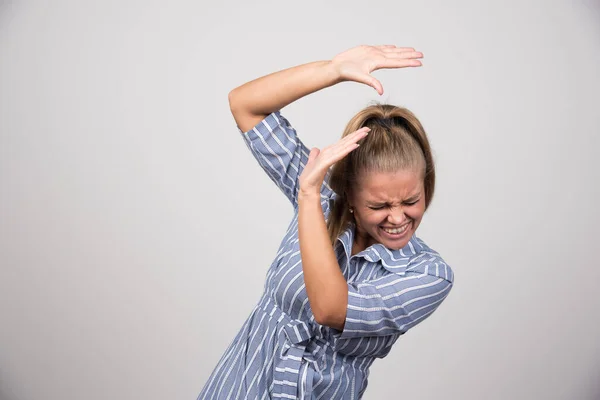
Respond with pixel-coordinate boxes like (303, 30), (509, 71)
(379, 222), (411, 239)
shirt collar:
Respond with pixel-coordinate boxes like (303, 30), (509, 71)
(336, 221), (426, 273)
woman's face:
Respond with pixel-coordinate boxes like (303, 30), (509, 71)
(350, 169), (426, 251)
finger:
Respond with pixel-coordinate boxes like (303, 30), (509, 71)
(347, 126), (371, 138)
(307, 147), (320, 164)
(376, 44), (398, 49)
(330, 129), (370, 156)
(321, 129), (367, 159)
(370, 77), (383, 95)
(381, 47), (416, 53)
(377, 58), (422, 69)
(329, 140), (363, 164)
(339, 139), (363, 155)
(351, 73), (384, 95)
(384, 50), (423, 59)
(338, 127), (370, 146)
(344, 129), (370, 147)
(318, 144), (358, 168)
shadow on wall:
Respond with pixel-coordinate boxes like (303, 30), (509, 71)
(0, 384), (18, 400)
(0, 1), (18, 32)
(590, 374), (600, 400)
(0, 369), (22, 400)
(581, 0), (600, 19)
(582, 359), (600, 400)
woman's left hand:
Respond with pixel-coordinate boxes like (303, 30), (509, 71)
(298, 126), (371, 196)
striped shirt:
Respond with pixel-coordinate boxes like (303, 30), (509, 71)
(197, 111), (454, 399)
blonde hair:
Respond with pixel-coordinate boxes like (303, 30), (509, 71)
(326, 104), (436, 245)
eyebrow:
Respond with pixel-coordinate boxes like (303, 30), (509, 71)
(367, 193), (422, 205)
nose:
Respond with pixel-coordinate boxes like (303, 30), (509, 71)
(387, 206), (405, 225)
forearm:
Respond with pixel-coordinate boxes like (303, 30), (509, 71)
(228, 61), (341, 132)
(297, 190), (347, 330)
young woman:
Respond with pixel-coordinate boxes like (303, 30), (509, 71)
(197, 44), (455, 399)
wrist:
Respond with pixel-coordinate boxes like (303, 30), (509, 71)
(322, 60), (344, 86)
(298, 188), (321, 203)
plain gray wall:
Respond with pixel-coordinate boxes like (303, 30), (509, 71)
(1, 0), (599, 399)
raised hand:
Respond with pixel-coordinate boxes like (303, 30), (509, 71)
(331, 45), (423, 95)
(298, 127), (371, 195)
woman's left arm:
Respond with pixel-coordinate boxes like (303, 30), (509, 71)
(298, 189), (347, 328)
(298, 128), (370, 328)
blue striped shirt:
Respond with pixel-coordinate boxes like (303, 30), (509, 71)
(197, 111), (454, 399)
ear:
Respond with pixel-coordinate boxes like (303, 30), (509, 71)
(345, 189), (355, 209)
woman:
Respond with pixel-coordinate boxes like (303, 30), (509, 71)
(197, 45), (454, 399)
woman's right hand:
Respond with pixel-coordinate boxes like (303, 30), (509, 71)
(331, 45), (423, 95)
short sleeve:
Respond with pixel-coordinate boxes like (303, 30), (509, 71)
(333, 254), (454, 339)
(239, 111), (334, 208)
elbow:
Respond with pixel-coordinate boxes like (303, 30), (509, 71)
(228, 88), (246, 128)
(314, 310), (328, 326)
(312, 303), (332, 326)
(228, 88), (240, 114)
(312, 290), (348, 328)
(313, 307), (345, 330)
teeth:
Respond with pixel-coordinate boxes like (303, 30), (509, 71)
(382, 224), (410, 234)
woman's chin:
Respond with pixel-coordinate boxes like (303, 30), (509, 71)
(384, 240), (410, 251)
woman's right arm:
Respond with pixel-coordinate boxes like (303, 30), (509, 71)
(229, 60), (343, 208)
(228, 45), (423, 132)
(230, 46), (423, 208)
(228, 60), (341, 132)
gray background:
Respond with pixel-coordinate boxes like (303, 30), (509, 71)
(1, 0), (599, 399)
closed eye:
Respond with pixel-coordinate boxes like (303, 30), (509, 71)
(368, 201), (418, 210)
